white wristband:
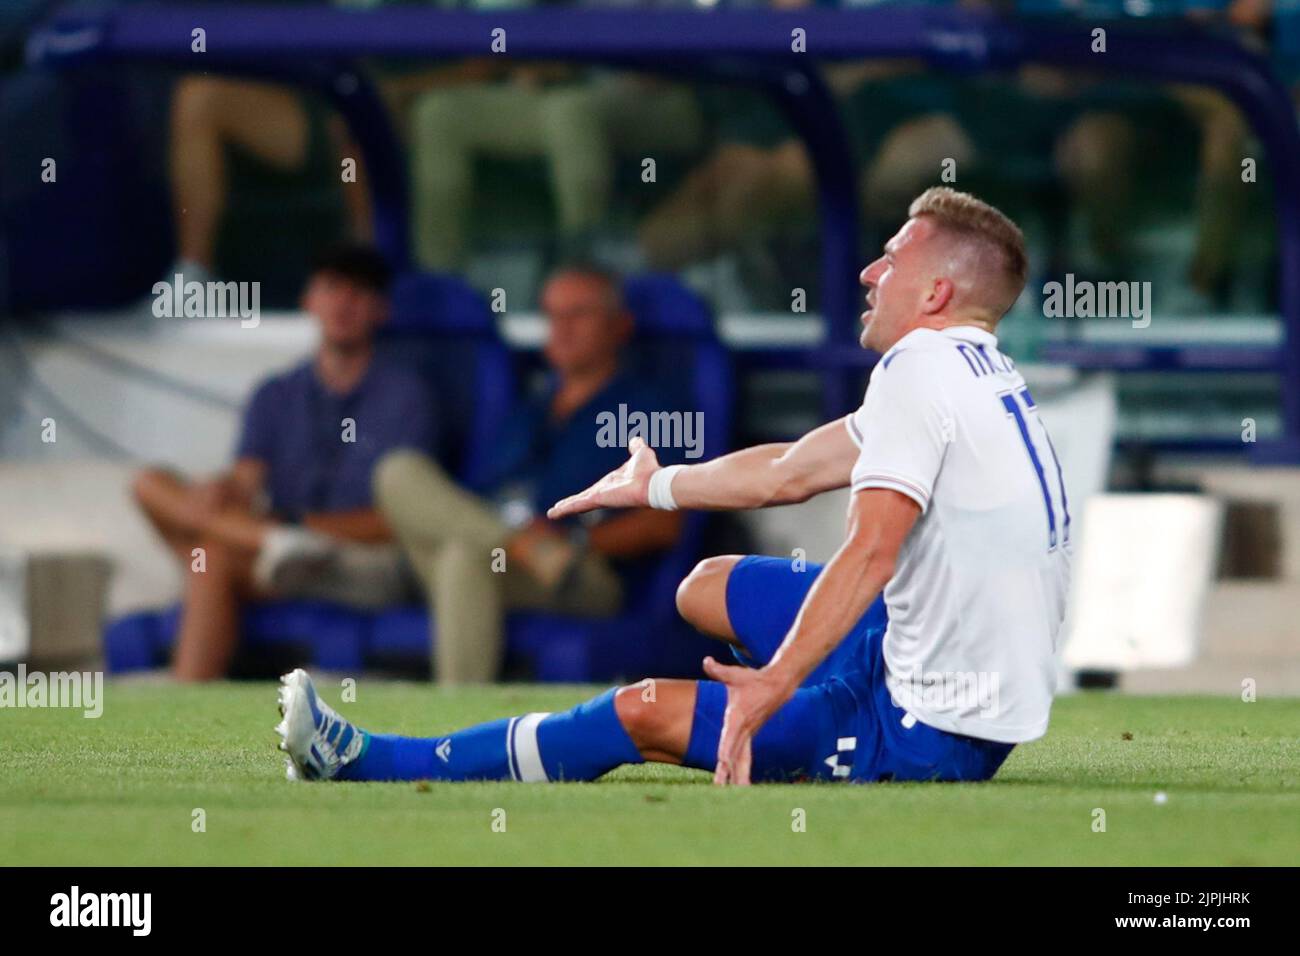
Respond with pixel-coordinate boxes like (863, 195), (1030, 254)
(647, 465), (686, 511)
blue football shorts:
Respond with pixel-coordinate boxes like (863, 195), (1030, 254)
(689, 555), (1015, 783)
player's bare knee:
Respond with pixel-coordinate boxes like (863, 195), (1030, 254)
(613, 684), (657, 747)
(615, 682), (684, 748)
(676, 555), (741, 636)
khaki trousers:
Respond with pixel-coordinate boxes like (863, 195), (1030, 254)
(373, 450), (622, 683)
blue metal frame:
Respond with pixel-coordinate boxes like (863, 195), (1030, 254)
(27, 3), (1300, 458)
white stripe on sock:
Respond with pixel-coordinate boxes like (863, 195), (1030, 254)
(512, 712), (552, 783)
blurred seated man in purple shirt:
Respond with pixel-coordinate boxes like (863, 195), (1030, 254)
(132, 245), (437, 680)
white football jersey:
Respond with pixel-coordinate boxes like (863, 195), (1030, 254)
(845, 325), (1072, 743)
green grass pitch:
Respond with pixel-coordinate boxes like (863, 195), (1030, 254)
(2, 681), (1297, 865)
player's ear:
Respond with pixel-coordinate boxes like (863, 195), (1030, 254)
(923, 277), (955, 315)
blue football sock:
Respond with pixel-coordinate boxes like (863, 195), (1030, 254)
(337, 688), (643, 783)
(336, 717), (511, 782)
(535, 688), (643, 781)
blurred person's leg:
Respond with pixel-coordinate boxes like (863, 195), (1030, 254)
(327, 115), (373, 243)
(639, 141), (813, 270)
(373, 450), (508, 560)
(539, 84), (613, 256)
(134, 468), (279, 680)
(861, 114), (974, 226)
(132, 467), (206, 563)
(428, 540), (508, 683)
(410, 85), (544, 269)
(833, 72), (967, 240)
(424, 534), (620, 683)
(374, 449), (513, 681)
(500, 541), (622, 617)
(138, 469), (408, 678)
(733, 141), (814, 233)
(599, 77), (704, 157)
(374, 449), (620, 683)
(133, 466), (269, 680)
(173, 537), (259, 681)
(1171, 86), (1249, 301)
(1054, 111), (1137, 268)
(169, 77), (310, 275)
(540, 77), (707, 259)
(132, 467), (269, 558)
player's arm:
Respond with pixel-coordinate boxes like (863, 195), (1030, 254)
(668, 416), (860, 510)
(704, 487), (921, 785)
(546, 416), (859, 519)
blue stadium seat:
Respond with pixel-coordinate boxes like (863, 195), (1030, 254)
(103, 609), (169, 674)
(104, 273), (734, 683)
(382, 271), (517, 484)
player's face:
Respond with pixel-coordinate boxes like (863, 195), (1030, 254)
(541, 274), (630, 376)
(303, 272), (387, 351)
(858, 217), (933, 353)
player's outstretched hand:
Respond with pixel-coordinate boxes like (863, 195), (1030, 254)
(546, 436), (661, 519)
(703, 656), (794, 786)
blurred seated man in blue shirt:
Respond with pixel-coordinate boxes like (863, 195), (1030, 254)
(375, 265), (686, 684)
(133, 244), (437, 680)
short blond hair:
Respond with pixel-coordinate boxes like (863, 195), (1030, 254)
(908, 187), (1028, 299)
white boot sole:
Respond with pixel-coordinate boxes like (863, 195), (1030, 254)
(275, 668), (318, 782)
